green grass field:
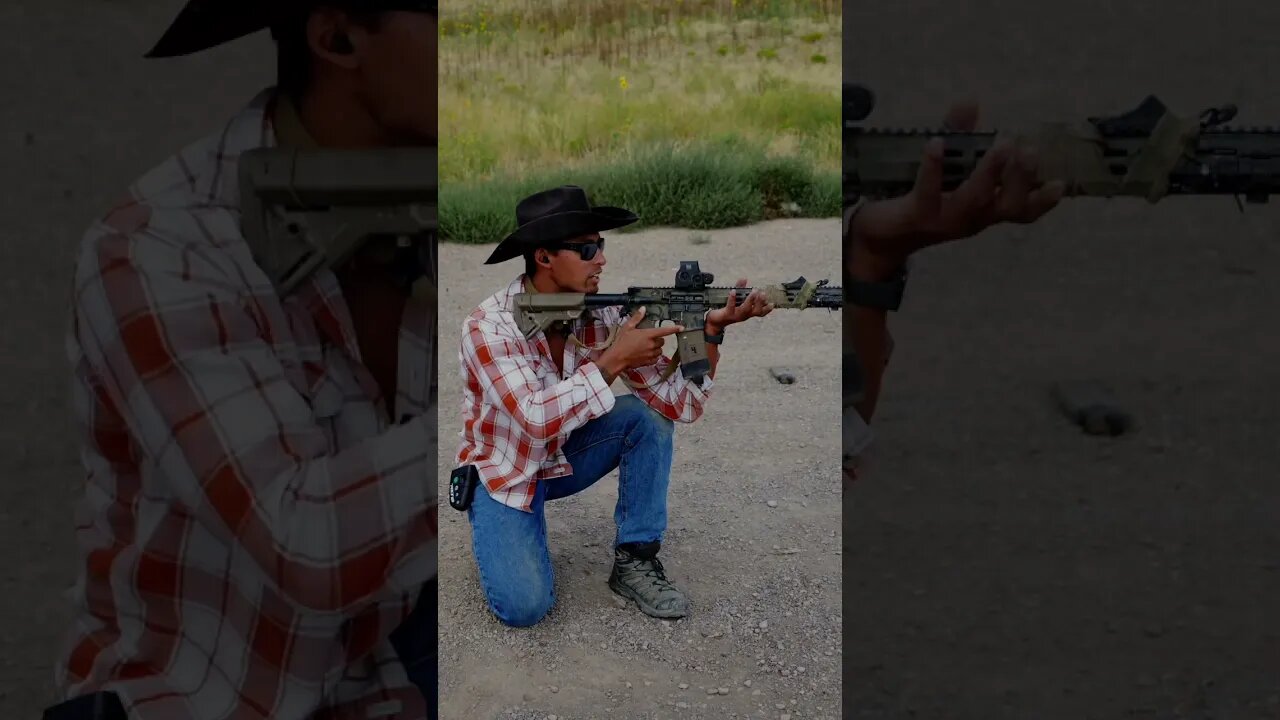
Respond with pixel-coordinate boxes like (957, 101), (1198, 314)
(439, 0), (841, 243)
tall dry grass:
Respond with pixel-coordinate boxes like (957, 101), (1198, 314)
(439, 0), (841, 241)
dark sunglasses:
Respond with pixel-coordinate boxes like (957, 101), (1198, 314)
(546, 238), (606, 261)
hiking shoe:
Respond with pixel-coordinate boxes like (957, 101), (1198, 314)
(608, 547), (689, 619)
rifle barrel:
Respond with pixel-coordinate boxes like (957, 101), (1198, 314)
(582, 294), (634, 307)
(845, 128), (1280, 201)
(581, 286), (843, 310)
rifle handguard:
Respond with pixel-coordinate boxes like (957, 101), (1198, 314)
(510, 261), (842, 386)
(998, 109), (1200, 201)
(842, 93), (1276, 204)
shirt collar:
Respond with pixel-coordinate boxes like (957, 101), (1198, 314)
(192, 87), (278, 211)
(271, 93), (320, 149)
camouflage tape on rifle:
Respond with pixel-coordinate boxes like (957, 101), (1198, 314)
(1121, 110), (1201, 201)
(757, 280), (819, 308)
(998, 108), (1200, 201)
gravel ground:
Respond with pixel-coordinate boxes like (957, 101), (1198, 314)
(435, 222), (843, 720)
(846, 2), (1280, 718)
(1, 2), (270, 715)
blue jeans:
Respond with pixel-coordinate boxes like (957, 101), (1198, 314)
(388, 576), (437, 719)
(466, 394), (676, 627)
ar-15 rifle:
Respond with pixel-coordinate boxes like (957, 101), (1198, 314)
(844, 83), (1280, 208)
(238, 146), (437, 298)
(512, 260), (842, 384)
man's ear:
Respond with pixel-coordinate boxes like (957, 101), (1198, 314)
(306, 8), (365, 69)
(536, 248), (553, 267)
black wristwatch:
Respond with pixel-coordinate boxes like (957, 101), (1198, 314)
(849, 260), (909, 311)
(704, 326), (724, 344)
(845, 195), (910, 312)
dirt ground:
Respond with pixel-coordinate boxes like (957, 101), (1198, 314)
(845, 2), (1280, 718)
(0, 2), (275, 716)
(435, 223), (843, 720)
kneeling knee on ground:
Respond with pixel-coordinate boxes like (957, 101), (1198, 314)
(492, 585), (554, 627)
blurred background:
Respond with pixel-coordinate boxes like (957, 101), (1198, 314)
(844, 1), (1280, 717)
(0, 1), (269, 713)
(437, 0), (842, 243)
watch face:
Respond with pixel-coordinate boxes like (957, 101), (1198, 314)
(849, 274), (905, 311)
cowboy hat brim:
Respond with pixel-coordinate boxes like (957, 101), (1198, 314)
(145, 0), (271, 58)
(483, 207), (638, 264)
(144, 0), (438, 58)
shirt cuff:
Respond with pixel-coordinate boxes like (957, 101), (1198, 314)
(844, 402), (874, 459)
(580, 361), (616, 416)
(683, 373), (714, 402)
(697, 375), (714, 394)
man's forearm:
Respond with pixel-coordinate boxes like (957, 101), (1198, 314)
(848, 233), (903, 422)
(851, 305), (890, 421)
(704, 321), (722, 379)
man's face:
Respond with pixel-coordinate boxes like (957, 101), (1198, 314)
(545, 233), (607, 293)
(355, 10), (437, 144)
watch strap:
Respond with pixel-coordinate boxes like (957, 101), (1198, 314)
(849, 261), (908, 311)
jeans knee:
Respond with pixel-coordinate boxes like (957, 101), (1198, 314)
(493, 590), (554, 627)
(615, 395), (674, 444)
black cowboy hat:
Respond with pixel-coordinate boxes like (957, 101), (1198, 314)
(145, 0), (437, 58)
(484, 186), (638, 265)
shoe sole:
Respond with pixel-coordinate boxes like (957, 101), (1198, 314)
(608, 576), (688, 619)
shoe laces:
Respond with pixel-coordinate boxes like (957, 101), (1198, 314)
(628, 556), (675, 590)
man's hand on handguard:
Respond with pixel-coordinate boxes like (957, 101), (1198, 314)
(597, 307), (685, 383)
(704, 278), (773, 337)
(849, 101), (1065, 280)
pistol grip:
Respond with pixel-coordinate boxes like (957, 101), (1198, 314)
(676, 330), (711, 383)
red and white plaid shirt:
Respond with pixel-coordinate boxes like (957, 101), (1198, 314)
(455, 277), (713, 512)
(55, 88), (437, 719)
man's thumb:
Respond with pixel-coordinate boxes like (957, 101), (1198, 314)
(626, 306), (646, 327)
